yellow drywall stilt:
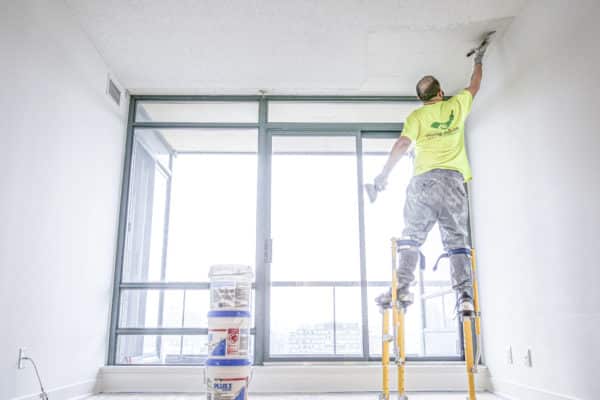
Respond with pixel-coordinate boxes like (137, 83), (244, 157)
(381, 306), (390, 400)
(471, 248), (482, 368)
(395, 307), (407, 399)
(463, 316), (477, 400)
(391, 238), (408, 400)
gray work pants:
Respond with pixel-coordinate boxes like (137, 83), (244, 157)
(397, 169), (473, 297)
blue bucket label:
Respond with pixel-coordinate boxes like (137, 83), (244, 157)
(207, 377), (248, 400)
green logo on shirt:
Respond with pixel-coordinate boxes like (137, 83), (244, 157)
(431, 110), (455, 129)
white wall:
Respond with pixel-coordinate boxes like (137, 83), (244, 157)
(0, 1), (127, 399)
(467, 1), (600, 399)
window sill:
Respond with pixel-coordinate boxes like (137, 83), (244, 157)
(100, 362), (490, 393)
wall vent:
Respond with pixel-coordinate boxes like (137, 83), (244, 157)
(106, 76), (122, 106)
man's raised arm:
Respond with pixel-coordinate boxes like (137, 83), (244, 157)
(466, 44), (487, 97)
(467, 63), (483, 97)
(374, 136), (412, 190)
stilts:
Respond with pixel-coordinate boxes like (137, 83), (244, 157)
(377, 238), (408, 400)
(461, 247), (482, 400)
(379, 237), (482, 400)
(464, 180), (483, 399)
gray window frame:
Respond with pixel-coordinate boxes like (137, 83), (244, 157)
(108, 95), (468, 365)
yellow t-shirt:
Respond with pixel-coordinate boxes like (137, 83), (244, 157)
(401, 90), (473, 181)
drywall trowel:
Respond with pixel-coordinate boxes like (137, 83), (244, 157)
(364, 183), (380, 203)
(466, 31), (496, 58)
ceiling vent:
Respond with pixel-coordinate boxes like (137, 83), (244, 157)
(106, 76), (122, 106)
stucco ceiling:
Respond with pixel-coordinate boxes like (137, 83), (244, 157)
(65, 0), (528, 95)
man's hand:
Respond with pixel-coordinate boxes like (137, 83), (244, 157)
(374, 173), (388, 191)
(473, 42), (488, 65)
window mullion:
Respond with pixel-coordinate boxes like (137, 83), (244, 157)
(356, 131), (370, 360)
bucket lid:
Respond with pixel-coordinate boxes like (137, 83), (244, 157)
(209, 264), (253, 278)
(206, 358), (252, 367)
(208, 310), (251, 318)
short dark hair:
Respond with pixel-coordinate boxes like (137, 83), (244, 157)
(416, 75), (441, 101)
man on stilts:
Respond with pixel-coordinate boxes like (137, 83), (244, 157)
(372, 43), (488, 315)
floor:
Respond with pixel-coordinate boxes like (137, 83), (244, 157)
(91, 393), (503, 399)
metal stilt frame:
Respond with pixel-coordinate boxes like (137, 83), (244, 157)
(464, 181), (483, 399)
(462, 314), (477, 400)
(379, 235), (482, 400)
(378, 238), (408, 400)
(462, 247), (482, 400)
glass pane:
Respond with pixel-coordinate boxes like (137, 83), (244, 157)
(119, 289), (209, 328)
(123, 129), (257, 283)
(122, 141), (169, 282)
(363, 137), (411, 282)
(333, 287), (362, 355)
(119, 289), (256, 329)
(150, 128), (258, 153)
(270, 286), (362, 357)
(135, 130), (171, 170)
(424, 331), (459, 356)
(166, 153), (257, 281)
(270, 135), (360, 281)
(268, 101), (419, 123)
(116, 335), (207, 364)
(363, 136), (460, 357)
(136, 101), (259, 123)
(148, 169), (168, 278)
(270, 286), (334, 356)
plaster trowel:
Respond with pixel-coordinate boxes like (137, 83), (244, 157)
(466, 31), (496, 58)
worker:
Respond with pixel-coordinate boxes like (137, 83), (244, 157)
(373, 43), (488, 315)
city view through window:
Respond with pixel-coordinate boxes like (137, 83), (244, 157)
(113, 101), (462, 364)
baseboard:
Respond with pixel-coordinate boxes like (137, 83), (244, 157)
(100, 363), (490, 393)
(12, 379), (98, 400)
(490, 377), (582, 400)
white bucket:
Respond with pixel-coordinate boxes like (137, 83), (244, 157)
(206, 358), (251, 400)
(209, 265), (253, 311)
(208, 310), (251, 358)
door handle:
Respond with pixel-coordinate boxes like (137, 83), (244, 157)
(264, 238), (273, 263)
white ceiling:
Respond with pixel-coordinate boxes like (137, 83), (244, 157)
(65, 0), (528, 95)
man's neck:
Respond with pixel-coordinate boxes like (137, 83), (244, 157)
(424, 97), (443, 105)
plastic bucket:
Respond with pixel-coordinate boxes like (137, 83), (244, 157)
(206, 358), (251, 400)
(209, 265), (253, 311)
(208, 310), (251, 358)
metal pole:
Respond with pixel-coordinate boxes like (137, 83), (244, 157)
(107, 96), (137, 365)
(355, 131), (370, 360)
(253, 96), (269, 364)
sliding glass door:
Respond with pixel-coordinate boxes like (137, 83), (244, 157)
(110, 96), (464, 365)
(362, 136), (461, 358)
(267, 134), (363, 359)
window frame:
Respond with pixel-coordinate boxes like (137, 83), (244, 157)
(109, 95), (469, 365)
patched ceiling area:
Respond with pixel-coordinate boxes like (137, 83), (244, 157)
(65, 0), (528, 95)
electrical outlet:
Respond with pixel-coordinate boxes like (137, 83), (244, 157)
(524, 348), (533, 367)
(506, 345), (513, 365)
(18, 348), (26, 369)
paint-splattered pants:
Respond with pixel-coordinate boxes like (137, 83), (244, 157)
(397, 169), (473, 297)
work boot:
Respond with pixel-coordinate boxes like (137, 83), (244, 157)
(457, 292), (475, 317)
(375, 290), (392, 308)
(396, 292), (414, 310)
